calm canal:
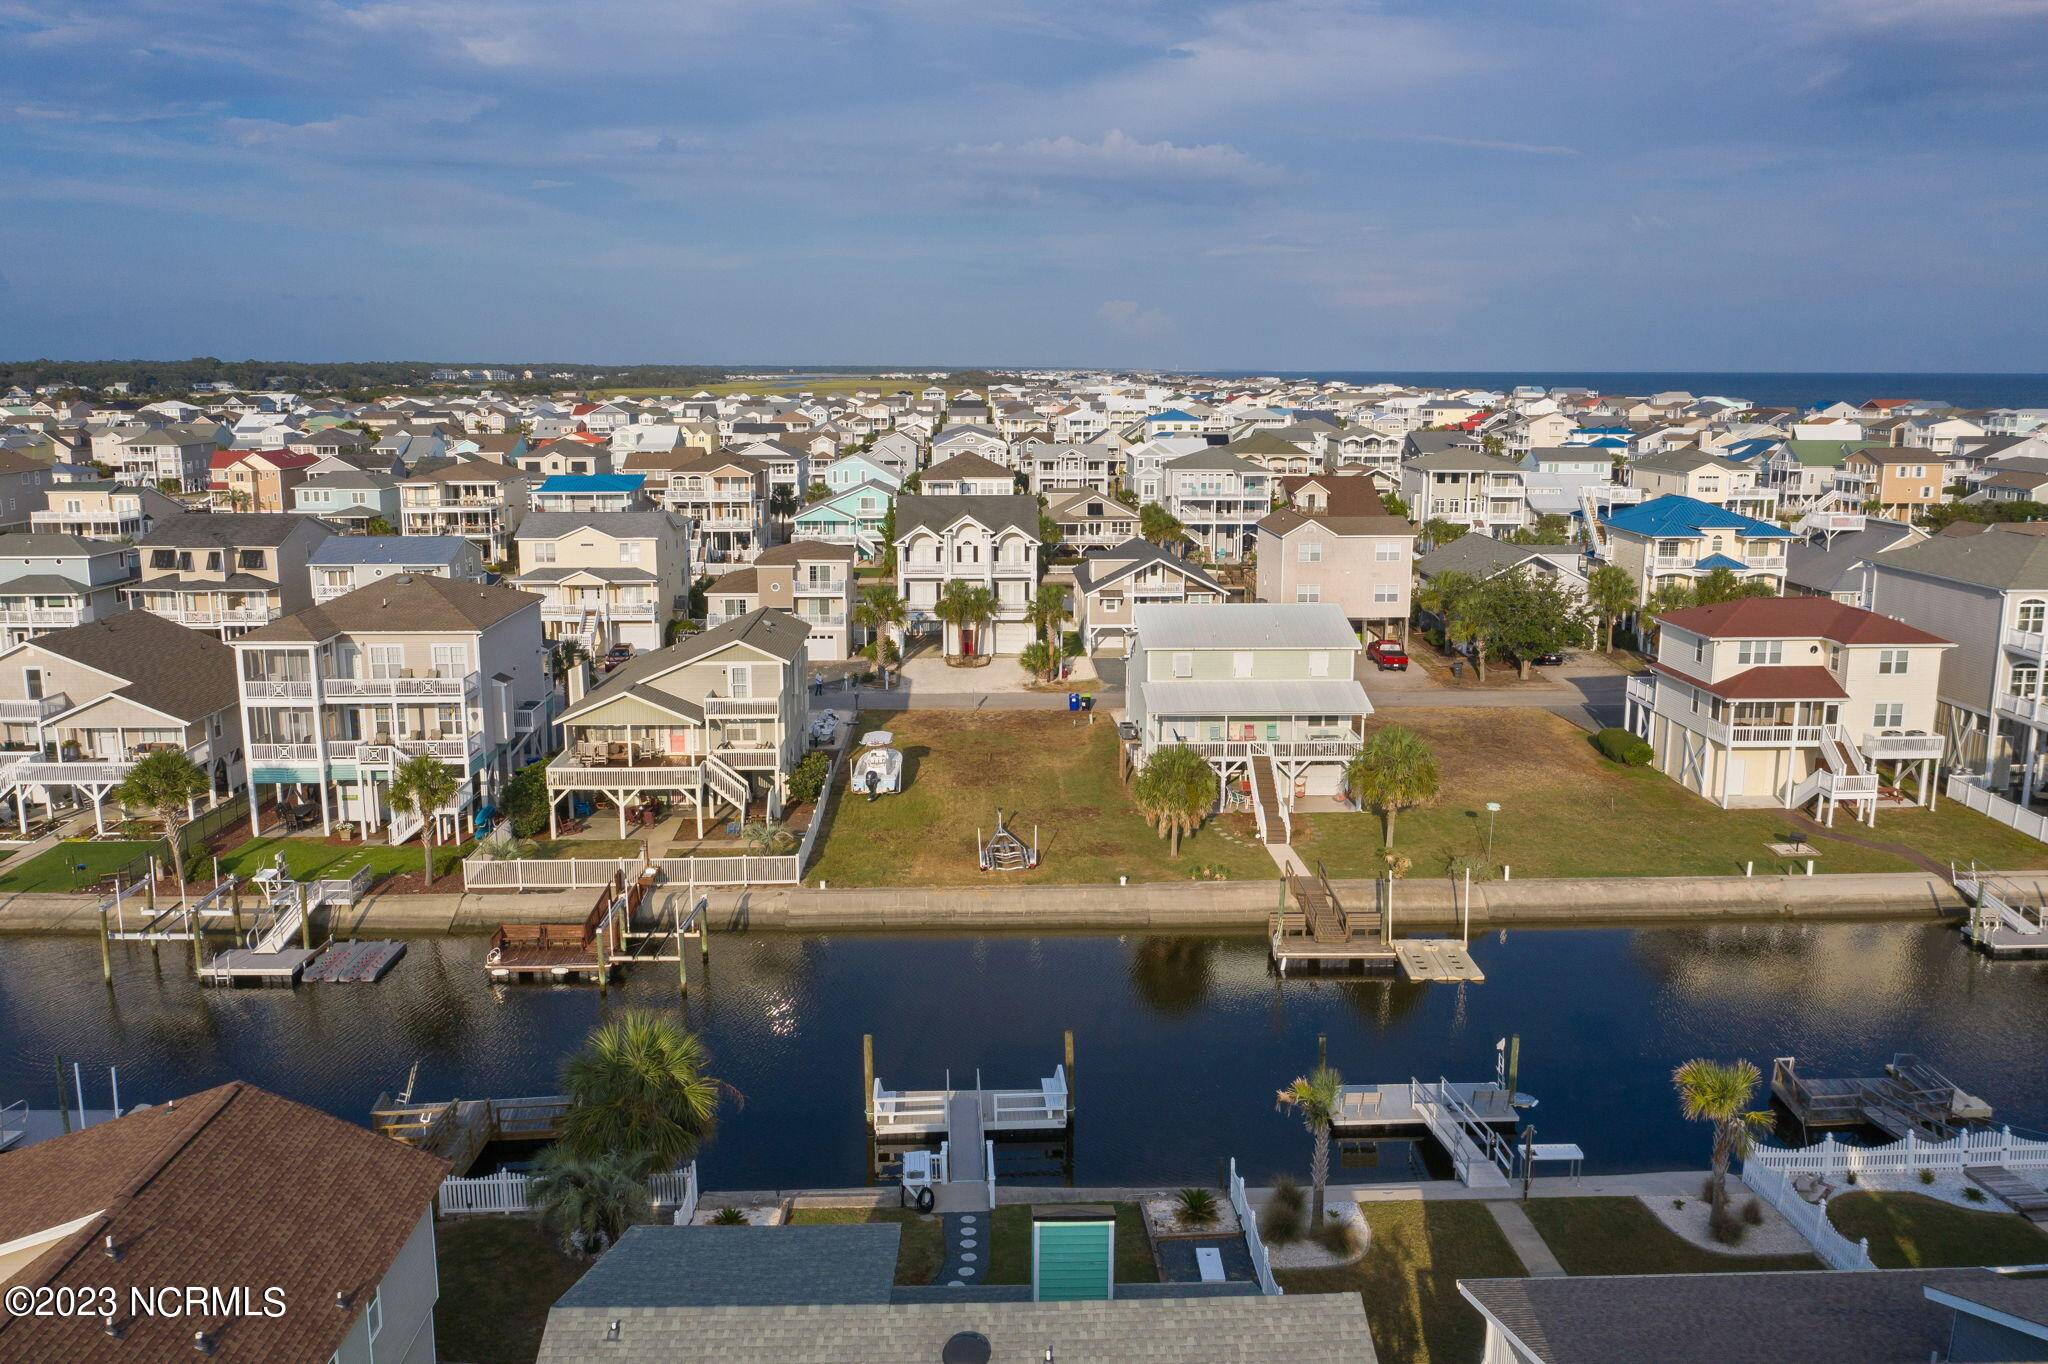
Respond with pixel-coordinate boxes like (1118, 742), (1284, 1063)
(1, 920), (2043, 1189)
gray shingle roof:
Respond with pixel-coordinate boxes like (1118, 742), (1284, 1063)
(559, 608), (808, 723)
(516, 511), (688, 541)
(554, 1225), (899, 1310)
(27, 609), (237, 721)
(893, 493), (1041, 539)
(240, 574), (538, 642)
(139, 512), (324, 549)
(1874, 523), (2048, 591)
(309, 534), (473, 567)
(1416, 534), (1551, 580)
(1136, 601), (1356, 649)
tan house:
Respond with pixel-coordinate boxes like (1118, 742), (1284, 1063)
(1071, 539), (1225, 653)
(512, 511), (691, 655)
(1623, 596), (1951, 823)
(1838, 448), (1945, 520)
(703, 541), (860, 661)
(1626, 450), (1779, 520)
(0, 610), (243, 835)
(0, 448), (56, 533)
(546, 608), (812, 835)
(398, 460), (533, 562)
(217, 449), (319, 513)
(31, 481), (184, 540)
(1254, 508), (1416, 640)
(920, 452), (1016, 497)
(121, 512), (328, 637)
(663, 451), (774, 566)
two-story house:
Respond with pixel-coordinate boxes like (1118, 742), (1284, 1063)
(0, 533), (139, 647)
(0, 610), (243, 835)
(1254, 508), (1416, 640)
(30, 481), (182, 541)
(1161, 451), (1274, 561)
(791, 483), (894, 559)
(1126, 602), (1371, 826)
(309, 534), (487, 603)
(234, 575), (553, 840)
(819, 453), (902, 497)
(291, 469), (401, 529)
(531, 473), (653, 515)
(0, 448), (56, 532)
(664, 451), (774, 566)
(1598, 495), (1792, 605)
(1627, 450), (1780, 521)
(702, 541), (859, 660)
(1838, 448), (1945, 520)
(1022, 441), (1123, 495)
(121, 513), (328, 637)
(545, 608), (811, 837)
(511, 511), (691, 655)
(106, 422), (217, 491)
(398, 460), (532, 563)
(893, 493), (1042, 655)
(1622, 596), (1951, 823)
(1399, 448), (1532, 538)
(1045, 489), (1141, 555)
(216, 449), (319, 513)
(920, 453), (1016, 496)
(1071, 540), (1224, 653)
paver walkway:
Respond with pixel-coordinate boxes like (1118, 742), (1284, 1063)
(937, 1210), (988, 1286)
(1485, 1198), (1567, 1277)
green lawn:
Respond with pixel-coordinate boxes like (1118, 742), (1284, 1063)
(979, 1204), (1157, 1286)
(0, 839), (156, 892)
(787, 1205), (946, 1284)
(217, 835), (474, 886)
(521, 838), (645, 862)
(434, 1216), (588, 1364)
(808, 711), (1277, 886)
(1277, 1200), (1526, 1364)
(1828, 1190), (2048, 1268)
(1293, 709), (2048, 880)
(1519, 1197), (1821, 1276)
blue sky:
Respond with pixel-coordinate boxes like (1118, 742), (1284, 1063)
(3, 0), (2046, 370)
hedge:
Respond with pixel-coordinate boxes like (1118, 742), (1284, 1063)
(1593, 727), (1653, 767)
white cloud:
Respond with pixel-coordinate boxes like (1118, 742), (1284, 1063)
(1097, 298), (1174, 338)
(962, 129), (1279, 184)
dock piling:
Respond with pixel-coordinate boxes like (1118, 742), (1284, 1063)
(97, 905), (112, 985)
(1064, 1028), (1076, 1114)
(862, 1034), (875, 1122)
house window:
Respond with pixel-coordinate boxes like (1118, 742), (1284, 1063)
(1373, 584), (1399, 604)
(1298, 541), (1323, 563)
(1877, 649), (1908, 675)
(1736, 640), (1784, 666)
(1296, 586), (1320, 603)
(1171, 651), (1193, 679)
(366, 1290), (382, 1344)
(1693, 636), (1705, 665)
(23, 667), (43, 700)
(368, 644), (404, 680)
(2014, 665), (2041, 699)
(237, 549), (266, 571)
(619, 542), (642, 564)
(1374, 542), (1401, 562)
(433, 643), (467, 678)
(1232, 651), (1253, 678)
(532, 542), (556, 564)
(2019, 599), (2047, 633)
(1873, 702), (1905, 729)
(727, 664), (753, 698)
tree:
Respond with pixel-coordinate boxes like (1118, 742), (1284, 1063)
(1343, 726), (1441, 848)
(1017, 641), (1053, 681)
(1585, 564), (1637, 653)
(767, 484), (798, 519)
(389, 754), (459, 883)
(1039, 511), (1064, 552)
(934, 581), (996, 661)
(500, 759), (550, 838)
(1671, 1058), (1772, 1215)
(530, 1146), (651, 1257)
(1029, 581), (1068, 669)
(1421, 518), (1468, 549)
(805, 479), (829, 503)
(1693, 567), (1776, 606)
(364, 515), (396, 536)
(1379, 491), (1409, 518)
(115, 749), (210, 902)
(1642, 579), (1696, 647)
(1277, 1066), (1343, 1228)
(549, 639), (588, 691)
(1140, 502), (1185, 547)
(1474, 568), (1590, 677)
(879, 501), (899, 574)
(853, 585), (908, 685)
(559, 1009), (729, 1176)
(1510, 513), (1575, 546)
(1133, 744), (1218, 858)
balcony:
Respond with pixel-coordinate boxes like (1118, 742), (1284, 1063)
(1173, 736), (1364, 760)
(0, 605), (84, 629)
(153, 602), (280, 628)
(1996, 691), (2048, 726)
(2005, 629), (2048, 661)
(244, 678), (315, 701)
(1862, 731), (1945, 760)
(704, 695), (779, 717)
(546, 746), (699, 789)
(327, 733), (481, 764)
(0, 752), (135, 788)
(796, 613), (848, 629)
(0, 693), (71, 724)
(322, 671), (479, 701)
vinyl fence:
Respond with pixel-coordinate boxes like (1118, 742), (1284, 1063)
(438, 1161), (698, 1222)
(1946, 774), (2048, 844)
(1746, 1127), (2048, 1175)
(1740, 1162), (1874, 1271)
(1228, 1158), (1283, 1296)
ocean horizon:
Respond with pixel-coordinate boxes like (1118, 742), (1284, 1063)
(1200, 370), (2048, 411)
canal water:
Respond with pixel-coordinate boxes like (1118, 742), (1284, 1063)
(1, 921), (2042, 1190)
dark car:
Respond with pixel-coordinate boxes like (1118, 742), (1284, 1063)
(1367, 639), (1410, 671)
(1531, 651), (1567, 666)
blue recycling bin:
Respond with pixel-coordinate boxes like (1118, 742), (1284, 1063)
(1067, 692), (1081, 712)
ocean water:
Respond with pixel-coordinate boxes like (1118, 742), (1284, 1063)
(1207, 372), (2048, 411)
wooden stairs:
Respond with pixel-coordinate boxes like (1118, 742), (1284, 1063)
(1250, 753), (1286, 845)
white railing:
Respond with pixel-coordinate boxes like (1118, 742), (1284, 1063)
(0, 606), (83, 628)
(439, 1161), (699, 1218)
(704, 695), (780, 716)
(1997, 691), (2048, 723)
(988, 1067), (1070, 1126)
(1228, 1158), (1283, 1296)
(244, 679), (316, 701)
(1725, 723), (1826, 747)
(546, 756), (697, 788)
(1861, 731), (1945, 760)
(1411, 1077), (1513, 1187)
(1946, 774), (2048, 844)
(1177, 737), (1364, 761)
(703, 754), (750, 811)
(0, 693), (70, 723)
(1747, 1127), (2048, 1174)
(0, 757), (135, 789)
(985, 1139), (996, 1213)
(1740, 1163), (1874, 1272)
(871, 1080), (951, 1135)
(649, 1164), (699, 1223)
(460, 851), (803, 891)
(2006, 629), (2048, 661)
(1953, 867), (2042, 940)
(249, 742), (318, 764)
(324, 673), (478, 701)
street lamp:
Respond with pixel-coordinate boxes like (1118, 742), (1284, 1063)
(1485, 801), (1502, 856)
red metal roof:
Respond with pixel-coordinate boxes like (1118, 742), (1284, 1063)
(1650, 659), (1850, 701)
(1655, 596), (1949, 647)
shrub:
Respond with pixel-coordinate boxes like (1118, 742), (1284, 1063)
(1741, 1197), (1764, 1226)
(1964, 1186), (1987, 1203)
(1593, 727), (1653, 766)
(787, 751), (830, 806)
(1672, 1197), (1686, 1210)
(1844, 1170), (1858, 1186)
(1174, 1187), (1219, 1227)
(1259, 1178), (1306, 1246)
(1918, 1168), (1936, 1185)
(1313, 1209), (1361, 1257)
(1707, 1204), (1747, 1246)
(710, 1206), (748, 1225)
(1702, 1176), (1716, 1201)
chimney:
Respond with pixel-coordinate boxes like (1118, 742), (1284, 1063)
(566, 657), (588, 707)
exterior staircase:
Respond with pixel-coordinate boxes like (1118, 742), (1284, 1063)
(1792, 724), (1878, 826)
(1249, 751), (1289, 845)
(1793, 489), (1867, 540)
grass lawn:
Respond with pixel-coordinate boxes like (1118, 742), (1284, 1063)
(978, 1204), (1157, 1286)
(807, 710), (1277, 886)
(434, 1216), (587, 1364)
(0, 839), (155, 892)
(216, 835), (473, 886)
(1827, 1190), (2048, 1268)
(1520, 1196), (1822, 1276)
(521, 838), (645, 862)
(1277, 1200), (1526, 1364)
(786, 1205), (946, 1284)
(1293, 709), (2048, 880)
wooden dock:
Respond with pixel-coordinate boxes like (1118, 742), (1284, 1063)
(485, 870), (642, 983)
(371, 1093), (570, 1176)
(1965, 1166), (2048, 1224)
(1771, 1054), (1988, 1140)
(302, 940), (407, 983)
(1269, 865), (1395, 972)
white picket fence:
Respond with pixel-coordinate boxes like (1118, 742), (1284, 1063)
(1740, 1162), (1874, 1271)
(1946, 773), (2048, 843)
(462, 852), (801, 891)
(1228, 1158), (1283, 1297)
(438, 1160), (698, 1220)
(1746, 1127), (2048, 1175)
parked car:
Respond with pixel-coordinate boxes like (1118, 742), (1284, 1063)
(1367, 639), (1409, 671)
(603, 644), (634, 671)
(1531, 651), (1566, 666)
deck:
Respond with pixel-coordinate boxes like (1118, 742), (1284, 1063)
(371, 1093), (570, 1176)
(1771, 1054), (1986, 1140)
(1332, 1079), (1524, 1187)
(1269, 867), (1394, 971)
(201, 946), (318, 986)
(870, 1070), (1073, 1138)
(1965, 1166), (2048, 1224)
(1953, 870), (2047, 957)
(484, 869), (642, 983)
(1393, 938), (1486, 982)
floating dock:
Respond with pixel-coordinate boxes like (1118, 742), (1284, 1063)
(1954, 870), (2048, 958)
(1771, 1054), (1990, 1141)
(1331, 1077), (1530, 1187)
(1393, 938), (1486, 982)
(302, 939), (407, 983)
(202, 946), (319, 986)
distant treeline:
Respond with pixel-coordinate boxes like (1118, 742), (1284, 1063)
(0, 358), (729, 397)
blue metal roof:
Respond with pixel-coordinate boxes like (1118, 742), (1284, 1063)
(309, 534), (473, 566)
(1602, 494), (1792, 539)
(1149, 408), (1197, 422)
(537, 473), (644, 493)
(1692, 553), (1749, 571)
(1723, 438), (1780, 462)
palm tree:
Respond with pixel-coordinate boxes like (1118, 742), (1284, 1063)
(1585, 564), (1636, 653)
(1017, 641), (1053, 682)
(1134, 744), (1218, 858)
(935, 581), (996, 662)
(1139, 503), (1185, 547)
(1030, 581), (1068, 676)
(853, 585), (908, 685)
(1643, 579), (1696, 647)
(767, 484), (798, 520)
(389, 754), (459, 883)
(1344, 726), (1441, 848)
(1277, 1066), (1343, 1228)
(559, 1009), (730, 1176)
(115, 749), (210, 905)
(529, 1146), (651, 1257)
(1672, 1058), (1773, 1214)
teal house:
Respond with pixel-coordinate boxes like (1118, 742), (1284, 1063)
(792, 481), (894, 559)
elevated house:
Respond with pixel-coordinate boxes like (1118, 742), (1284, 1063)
(663, 451), (774, 566)
(120, 512), (328, 637)
(310, 534), (487, 603)
(1627, 449), (1779, 520)
(545, 608), (811, 835)
(530, 473), (653, 514)
(233, 575), (553, 840)
(291, 469), (401, 530)
(893, 493), (1042, 655)
(1072, 540), (1224, 653)
(703, 541), (859, 661)
(397, 459), (532, 563)
(1399, 446), (1532, 538)
(0, 533), (139, 646)
(1160, 450), (1274, 562)
(1623, 596), (1951, 822)
(511, 511), (691, 655)
(920, 452), (1016, 496)
(791, 483), (893, 559)
(1254, 508), (1415, 640)
(1046, 488), (1141, 555)
(30, 481), (183, 541)
(1126, 602), (1371, 817)
(1596, 494), (1791, 605)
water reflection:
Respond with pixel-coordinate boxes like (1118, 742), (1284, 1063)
(0, 921), (2040, 1190)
